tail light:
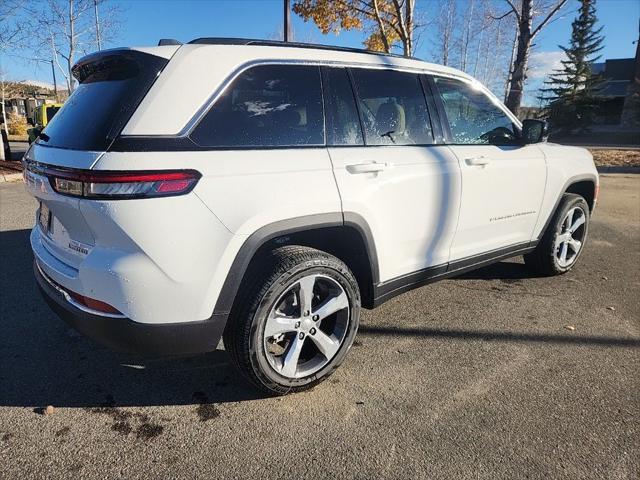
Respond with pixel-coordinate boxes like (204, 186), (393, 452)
(27, 163), (201, 199)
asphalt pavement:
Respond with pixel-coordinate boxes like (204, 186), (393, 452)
(0, 175), (638, 479)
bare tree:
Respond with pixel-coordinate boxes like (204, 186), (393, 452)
(0, 0), (28, 158)
(27, 0), (121, 94)
(500, 0), (568, 115)
(456, 0), (476, 71)
(434, 0), (457, 66)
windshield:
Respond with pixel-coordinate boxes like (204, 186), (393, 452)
(39, 50), (168, 151)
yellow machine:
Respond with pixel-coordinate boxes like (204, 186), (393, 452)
(28, 103), (63, 143)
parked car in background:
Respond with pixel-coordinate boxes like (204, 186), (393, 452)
(27, 103), (63, 144)
(24, 39), (598, 395)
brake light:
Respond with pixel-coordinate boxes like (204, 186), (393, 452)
(31, 165), (201, 199)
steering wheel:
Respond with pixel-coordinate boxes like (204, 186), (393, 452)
(479, 127), (515, 145)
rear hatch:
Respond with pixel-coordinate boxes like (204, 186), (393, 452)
(25, 48), (174, 270)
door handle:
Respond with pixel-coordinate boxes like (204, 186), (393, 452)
(346, 162), (389, 174)
(465, 156), (490, 166)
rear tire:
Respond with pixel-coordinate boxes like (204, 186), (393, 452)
(524, 193), (590, 276)
(223, 246), (361, 395)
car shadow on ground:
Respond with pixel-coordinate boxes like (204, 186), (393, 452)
(0, 228), (267, 409)
(3, 228), (638, 410)
(456, 260), (538, 281)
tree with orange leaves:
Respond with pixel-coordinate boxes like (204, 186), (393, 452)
(293, 0), (416, 57)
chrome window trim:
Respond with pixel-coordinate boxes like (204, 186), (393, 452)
(120, 58), (519, 140)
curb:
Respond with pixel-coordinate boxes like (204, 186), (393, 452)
(596, 166), (640, 174)
(1, 172), (23, 183)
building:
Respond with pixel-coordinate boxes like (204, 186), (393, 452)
(592, 57), (637, 125)
(1, 82), (60, 125)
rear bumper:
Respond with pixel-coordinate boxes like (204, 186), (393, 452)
(34, 261), (227, 356)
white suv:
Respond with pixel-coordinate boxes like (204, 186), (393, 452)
(25, 39), (598, 394)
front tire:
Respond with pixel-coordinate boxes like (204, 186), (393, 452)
(524, 193), (590, 276)
(223, 246), (361, 395)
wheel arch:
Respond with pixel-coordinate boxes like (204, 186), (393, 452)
(536, 173), (598, 241)
(213, 213), (380, 316)
(565, 178), (597, 211)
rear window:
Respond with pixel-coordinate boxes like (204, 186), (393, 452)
(190, 65), (324, 148)
(45, 106), (60, 122)
(38, 51), (168, 151)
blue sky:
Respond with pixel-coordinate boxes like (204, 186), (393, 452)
(4, 0), (639, 105)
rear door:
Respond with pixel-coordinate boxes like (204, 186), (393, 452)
(430, 76), (547, 261)
(324, 67), (461, 283)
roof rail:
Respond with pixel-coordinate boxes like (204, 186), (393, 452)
(187, 37), (414, 60)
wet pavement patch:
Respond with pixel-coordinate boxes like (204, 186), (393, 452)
(85, 406), (161, 438)
(135, 422), (164, 440)
(55, 427), (70, 437)
(111, 422), (133, 435)
(196, 404), (221, 422)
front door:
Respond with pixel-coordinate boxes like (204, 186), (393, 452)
(431, 76), (547, 261)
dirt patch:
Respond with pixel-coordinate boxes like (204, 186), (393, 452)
(589, 149), (640, 167)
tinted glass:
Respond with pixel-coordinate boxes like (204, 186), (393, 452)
(434, 77), (518, 145)
(322, 67), (363, 146)
(40, 51), (167, 151)
(350, 69), (433, 146)
(191, 65), (324, 147)
(46, 106), (60, 122)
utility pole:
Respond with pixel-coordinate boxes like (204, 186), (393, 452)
(94, 0), (102, 50)
(284, 0), (291, 42)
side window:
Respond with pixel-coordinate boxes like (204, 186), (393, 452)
(350, 69), (434, 146)
(433, 77), (518, 145)
(191, 65), (324, 147)
(322, 67), (364, 146)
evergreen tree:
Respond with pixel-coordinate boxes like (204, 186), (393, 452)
(539, 0), (604, 131)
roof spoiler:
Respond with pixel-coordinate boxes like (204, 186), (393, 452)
(158, 39), (182, 46)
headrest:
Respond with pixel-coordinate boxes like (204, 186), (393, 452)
(375, 101), (405, 135)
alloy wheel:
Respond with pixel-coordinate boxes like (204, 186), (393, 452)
(555, 206), (586, 268)
(263, 273), (350, 379)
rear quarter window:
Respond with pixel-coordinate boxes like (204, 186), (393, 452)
(190, 65), (325, 148)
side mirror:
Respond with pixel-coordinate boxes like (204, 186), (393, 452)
(521, 119), (548, 144)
